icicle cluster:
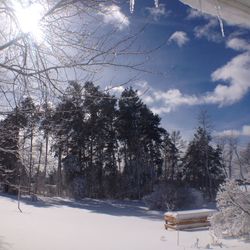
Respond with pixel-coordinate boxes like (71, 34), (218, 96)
(130, 0), (159, 13)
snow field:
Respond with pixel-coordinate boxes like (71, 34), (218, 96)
(0, 195), (249, 250)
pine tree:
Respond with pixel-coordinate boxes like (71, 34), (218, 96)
(182, 127), (225, 198)
(39, 101), (54, 186)
(0, 108), (27, 193)
(51, 81), (119, 198)
(51, 81), (85, 196)
(162, 131), (184, 182)
(19, 97), (40, 194)
(117, 87), (164, 199)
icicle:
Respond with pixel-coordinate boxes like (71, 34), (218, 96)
(130, 0), (135, 13)
(217, 14), (225, 37)
(154, 0), (159, 8)
(199, 0), (203, 12)
(214, 0), (225, 37)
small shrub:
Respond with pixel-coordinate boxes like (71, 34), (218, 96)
(143, 182), (203, 211)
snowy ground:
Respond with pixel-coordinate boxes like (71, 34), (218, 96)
(0, 194), (249, 250)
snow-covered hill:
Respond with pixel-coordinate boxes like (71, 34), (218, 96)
(0, 194), (249, 250)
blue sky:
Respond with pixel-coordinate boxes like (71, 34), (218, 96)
(96, 0), (250, 142)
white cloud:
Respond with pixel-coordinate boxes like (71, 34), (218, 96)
(215, 129), (241, 138)
(104, 85), (124, 96)
(216, 125), (250, 137)
(150, 90), (199, 115)
(150, 106), (172, 115)
(135, 86), (201, 115)
(146, 4), (169, 21)
(112, 86), (125, 93)
(133, 81), (198, 113)
(204, 39), (250, 105)
(141, 38), (250, 115)
(227, 37), (250, 51)
(99, 4), (129, 30)
(143, 95), (154, 105)
(154, 89), (199, 107)
(108, 86), (125, 95)
(168, 31), (189, 47)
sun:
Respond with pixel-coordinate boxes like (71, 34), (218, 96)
(13, 1), (44, 42)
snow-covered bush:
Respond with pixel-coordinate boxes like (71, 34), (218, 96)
(211, 179), (250, 239)
(143, 183), (203, 211)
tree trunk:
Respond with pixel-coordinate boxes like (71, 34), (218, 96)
(35, 143), (43, 194)
(44, 133), (49, 183)
(57, 146), (62, 196)
(29, 128), (33, 195)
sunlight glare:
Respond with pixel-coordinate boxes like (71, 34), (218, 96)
(14, 2), (44, 42)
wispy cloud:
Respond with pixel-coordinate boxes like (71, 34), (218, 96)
(186, 9), (207, 20)
(168, 31), (189, 47)
(146, 4), (169, 21)
(216, 125), (250, 137)
(99, 4), (129, 30)
(194, 18), (223, 43)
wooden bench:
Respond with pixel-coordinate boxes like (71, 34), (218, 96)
(164, 209), (216, 230)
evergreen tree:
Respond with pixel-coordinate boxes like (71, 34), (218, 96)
(99, 93), (119, 198)
(40, 101), (54, 181)
(51, 81), (85, 195)
(182, 127), (225, 198)
(19, 97), (40, 193)
(51, 81), (119, 198)
(162, 131), (184, 182)
(0, 108), (27, 193)
(117, 87), (164, 199)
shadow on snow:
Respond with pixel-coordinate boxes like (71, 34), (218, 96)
(0, 192), (163, 221)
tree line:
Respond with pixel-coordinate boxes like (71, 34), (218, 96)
(1, 81), (248, 200)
